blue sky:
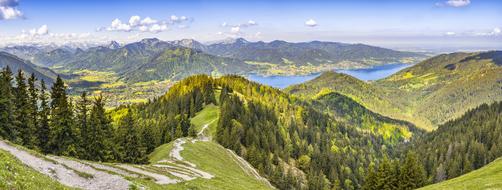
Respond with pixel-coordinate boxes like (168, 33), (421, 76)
(0, 0), (501, 50)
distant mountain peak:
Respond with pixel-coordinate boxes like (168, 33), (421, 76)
(139, 38), (161, 45)
(107, 41), (121, 49)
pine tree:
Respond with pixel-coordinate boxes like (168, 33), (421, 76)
(76, 92), (90, 159)
(399, 152), (426, 189)
(14, 70), (36, 147)
(0, 66), (16, 141)
(119, 110), (147, 164)
(88, 94), (115, 161)
(27, 73), (39, 148)
(38, 80), (50, 153)
(362, 163), (377, 190)
(375, 157), (396, 190)
(49, 75), (77, 156)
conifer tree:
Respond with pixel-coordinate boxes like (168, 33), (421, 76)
(119, 110), (146, 164)
(49, 75), (77, 156)
(76, 92), (90, 159)
(0, 66), (16, 140)
(27, 73), (39, 148)
(14, 70), (36, 147)
(88, 94), (115, 161)
(399, 152), (426, 189)
(38, 80), (50, 153)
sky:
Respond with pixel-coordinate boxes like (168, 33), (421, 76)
(0, 0), (501, 51)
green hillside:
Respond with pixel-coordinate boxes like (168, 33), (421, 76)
(287, 51), (502, 130)
(0, 149), (71, 190)
(0, 52), (58, 84)
(419, 158), (502, 190)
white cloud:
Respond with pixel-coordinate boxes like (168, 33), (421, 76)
(474, 27), (502, 36)
(140, 17), (157, 25)
(230, 26), (240, 34)
(305, 19), (317, 27)
(446, 0), (470, 7)
(28, 25), (49, 36)
(101, 15), (192, 34)
(107, 18), (132, 32)
(0, 0), (22, 20)
(247, 20), (257, 26)
(445, 31), (456, 36)
(149, 24), (168, 33)
(493, 27), (501, 35)
(129, 15), (141, 26)
(437, 0), (471, 7)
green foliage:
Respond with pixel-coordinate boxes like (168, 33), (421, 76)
(408, 101), (502, 184)
(0, 150), (72, 190)
(287, 51), (502, 130)
(419, 158), (502, 190)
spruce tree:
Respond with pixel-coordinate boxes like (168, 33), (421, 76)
(0, 66), (16, 141)
(399, 152), (426, 189)
(38, 80), (50, 153)
(88, 94), (115, 161)
(76, 92), (90, 159)
(119, 110), (146, 164)
(49, 75), (77, 156)
(27, 73), (39, 148)
(14, 70), (36, 147)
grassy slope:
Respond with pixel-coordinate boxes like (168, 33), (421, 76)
(287, 51), (502, 130)
(0, 150), (72, 190)
(190, 104), (220, 137)
(145, 105), (271, 190)
(420, 158), (502, 190)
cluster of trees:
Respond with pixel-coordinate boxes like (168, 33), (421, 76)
(408, 101), (502, 184)
(313, 92), (421, 144)
(362, 152), (426, 190)
(0, 67), (150, 163)
(213, 75), (404, 190)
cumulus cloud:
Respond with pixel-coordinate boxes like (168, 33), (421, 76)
(230, 26), (240, 34)
(436, 0), (470, 7)
(128, 15), (141, 26)
(0, 0), (23, 20)
(101, 15), (191, 33)
(149, 24), (168, 33)
(475, 27), (501, 36)
(445, 31), (456, 36)
(220, 20), (258, 36)
(28, 25), (49, 36)
(107, 19), (132, 32)
(140, 17), (157, 25)
(305, 19), (317, 27)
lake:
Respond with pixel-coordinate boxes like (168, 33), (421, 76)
(247, 63), (411, 89)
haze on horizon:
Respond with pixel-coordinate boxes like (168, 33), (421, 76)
(0, 0), (501, 52)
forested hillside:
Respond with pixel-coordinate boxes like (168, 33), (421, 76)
(0, 52), (58, 84)
(287, 51), (502, 129)
(409, 101), (502, 184)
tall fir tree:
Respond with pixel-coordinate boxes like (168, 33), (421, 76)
(76, 92), (90, 159)
(118, 110), (146, 164)
(14, 70), (36, 147)
(399, 152), (426, 189)
(38, 80), (51, 153)
(88, 94), (115, 161)
(0, 66), (16, 141)
(49, 75), (77, 156)
(27, 73), (39, 148)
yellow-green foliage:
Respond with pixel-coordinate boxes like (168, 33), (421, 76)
(0, 150), (72, 190)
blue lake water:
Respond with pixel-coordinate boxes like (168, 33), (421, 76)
(247, 63), (411, 89)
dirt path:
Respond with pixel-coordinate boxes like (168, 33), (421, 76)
(117, 164), (178, 184)
(0, 140), (130, 190)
